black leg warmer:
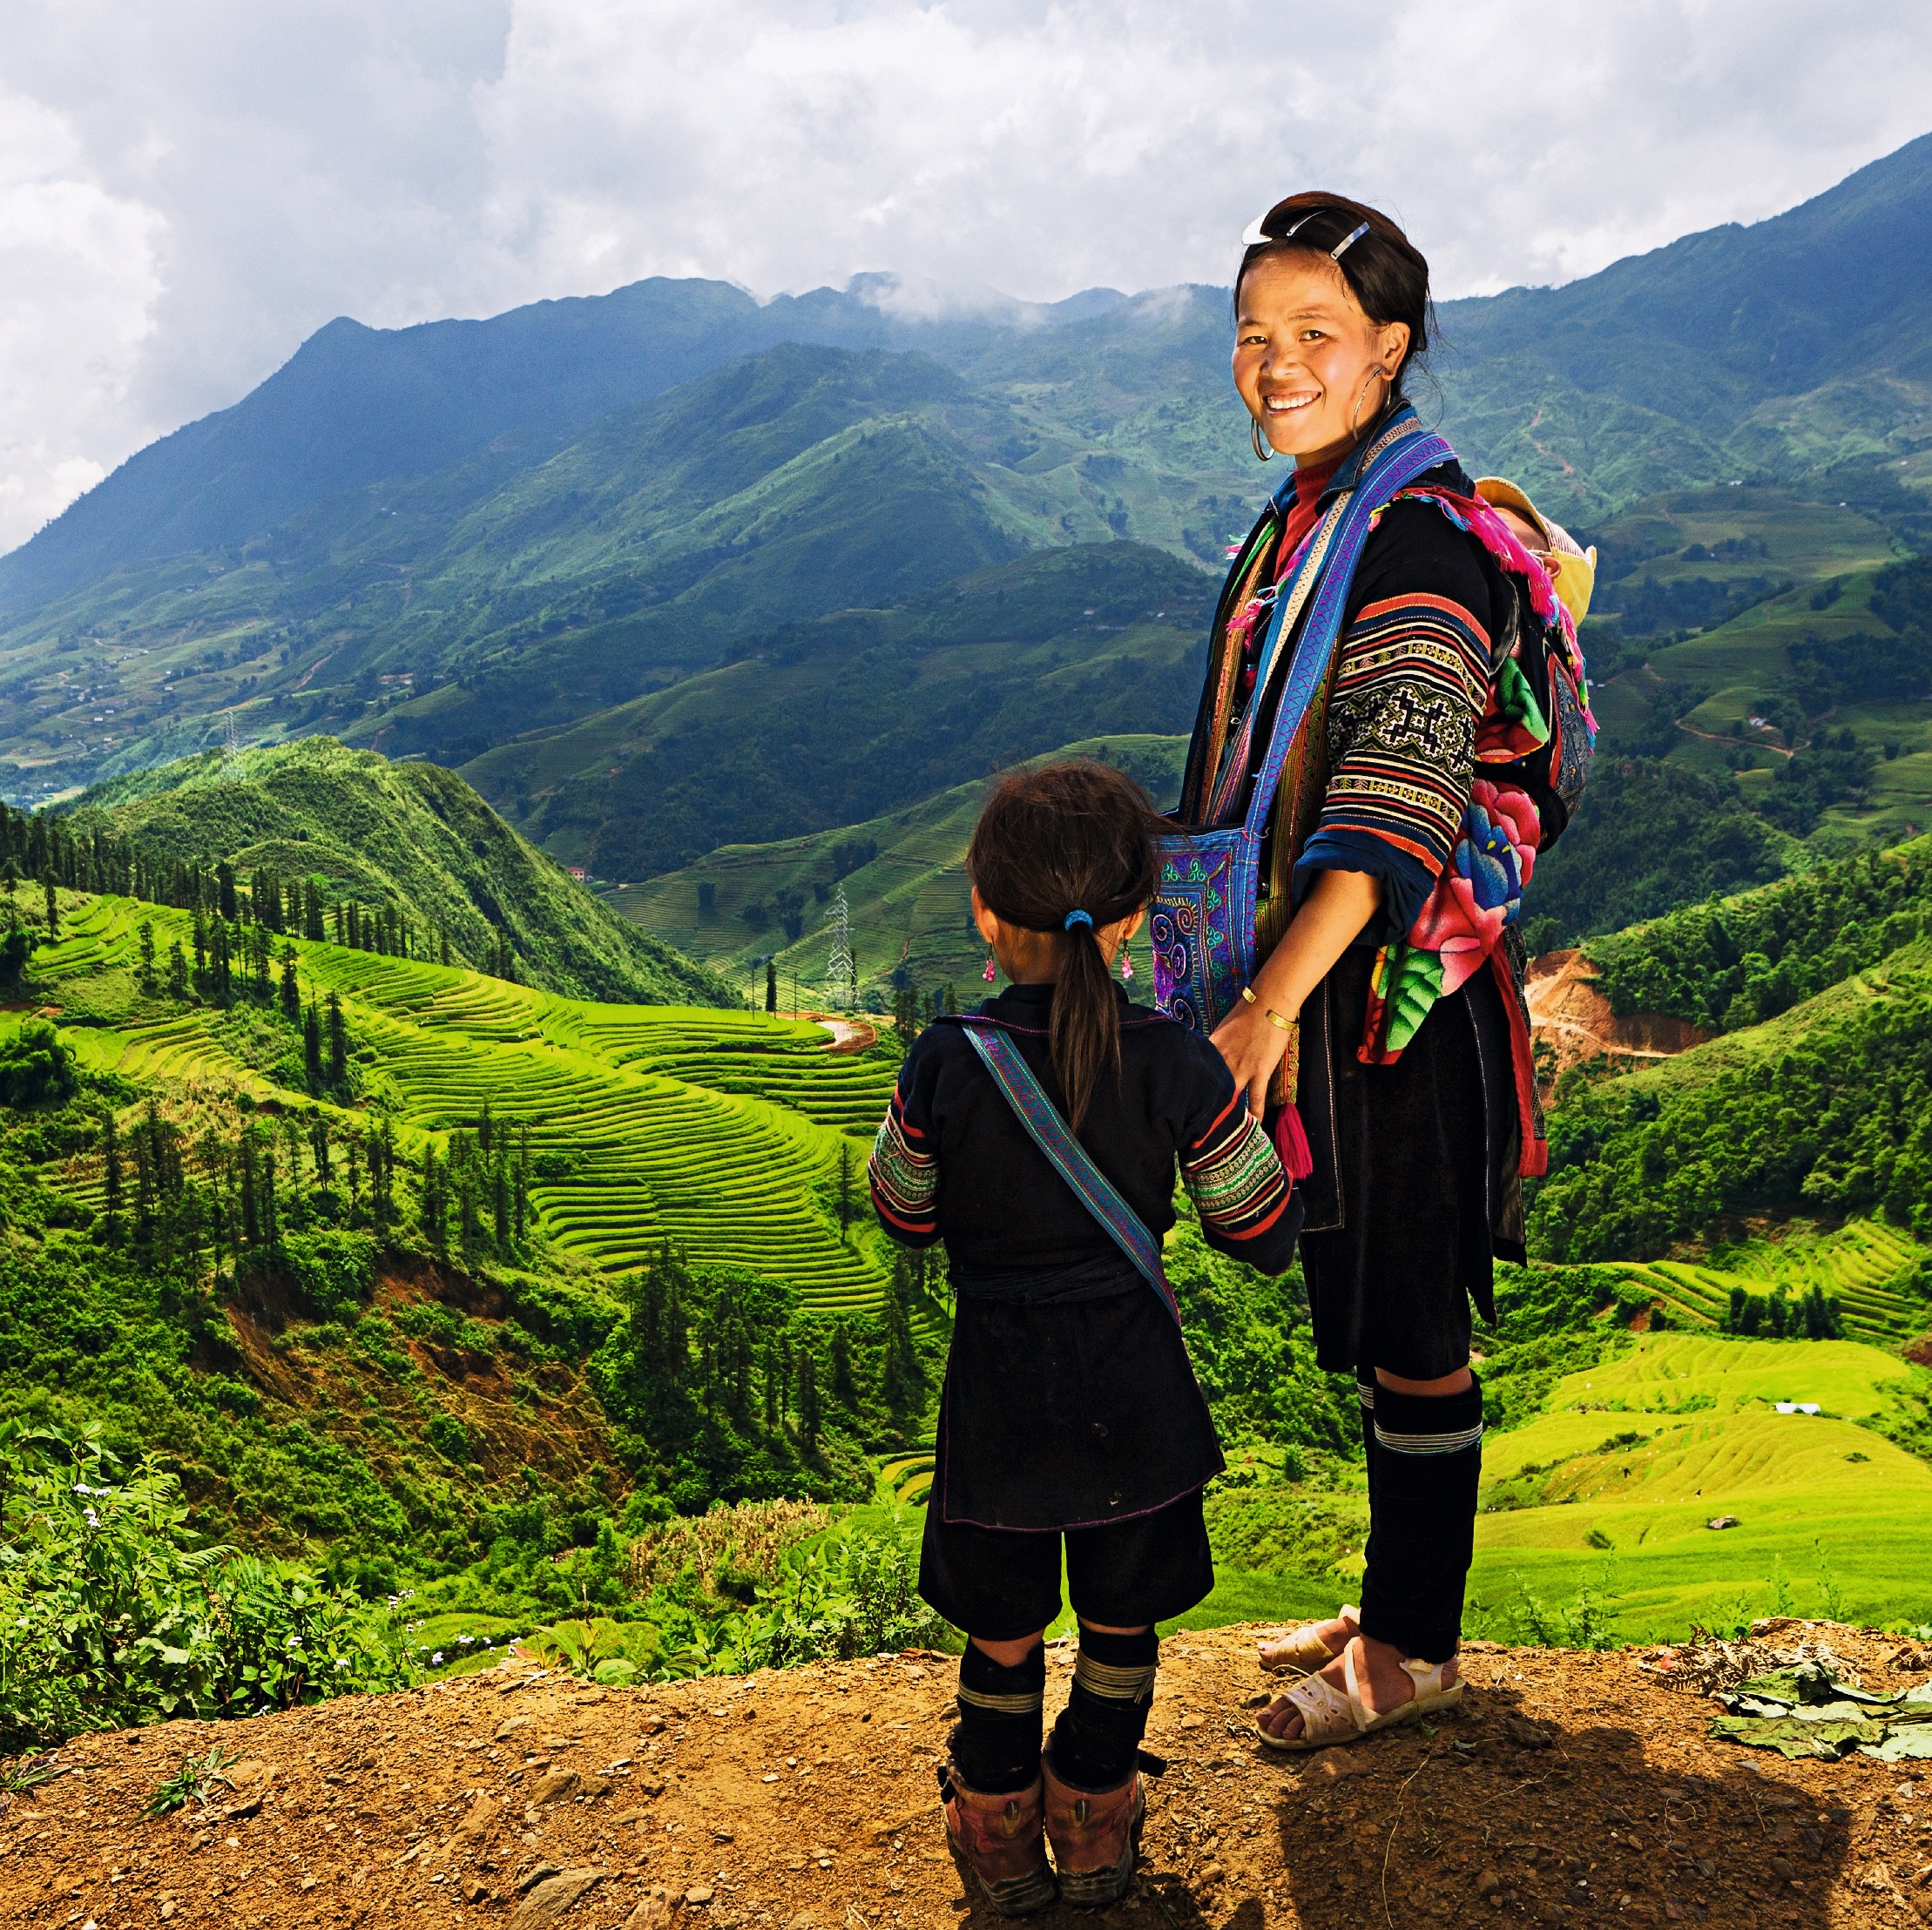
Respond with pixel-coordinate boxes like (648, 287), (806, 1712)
(1046, 1625), (1159, 1792)
(949, 1641), (1045, 1795)
(1357, 1373), (1484, 1665)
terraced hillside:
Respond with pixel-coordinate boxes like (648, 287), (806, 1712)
(1611, 1220), (1927, 1346)
(1469, 1334), (1932, 1640)
(31, 894), (897, 1311)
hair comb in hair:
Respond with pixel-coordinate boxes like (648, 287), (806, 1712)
(1240, 208), (1327, 247)
(1329, 221), (1371, 260)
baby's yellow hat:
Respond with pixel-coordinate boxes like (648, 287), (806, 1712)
(1475, 476), (1597, 626)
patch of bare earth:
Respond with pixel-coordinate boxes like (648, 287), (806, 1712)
(1526, 951), (1713, 1083)
(10, 1623), (1932, 1927)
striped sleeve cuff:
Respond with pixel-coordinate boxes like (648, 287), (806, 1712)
(1182, 1101), (1292, 1242)
(868, 1092), (938, 1237)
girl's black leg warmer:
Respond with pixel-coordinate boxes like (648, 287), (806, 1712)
(949, 1642), (1045, 1794)
(1046, 1626), (1159, 1792)
(1357, 1373), (1484, 1665)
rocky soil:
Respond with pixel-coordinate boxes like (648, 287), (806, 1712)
(4, 1622), (1930, 1928)
(1523, 951), (1712, 1083)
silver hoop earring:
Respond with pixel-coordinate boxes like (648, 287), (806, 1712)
(1349, 368), (1391, 439)
(1252, 416), (1273, 463)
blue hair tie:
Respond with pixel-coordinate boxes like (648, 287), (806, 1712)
(1064, 909), (1094, 933)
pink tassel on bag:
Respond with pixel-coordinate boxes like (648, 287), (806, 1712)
(1273, 1103), (1315, 1183)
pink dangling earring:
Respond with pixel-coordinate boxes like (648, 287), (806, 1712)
(983, 952), (997, 983)
(1119, 948), (1135, 983)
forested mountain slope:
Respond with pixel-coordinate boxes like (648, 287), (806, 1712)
(49, 738), (733, 1007)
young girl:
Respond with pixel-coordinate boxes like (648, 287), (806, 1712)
(869, 760), (1300, 1914)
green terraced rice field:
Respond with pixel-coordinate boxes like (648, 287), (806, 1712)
(1469, 1335), (1932, 1639)
(34, 895), (899, 1308)
(1610, 1221), (1929, 1346)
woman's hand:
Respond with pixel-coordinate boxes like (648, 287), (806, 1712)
(1211, 997), (1295, 1117)
(1209, 868), (1385, 1114)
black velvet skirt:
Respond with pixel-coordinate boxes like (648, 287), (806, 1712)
(1294, 947), (1520, 1380)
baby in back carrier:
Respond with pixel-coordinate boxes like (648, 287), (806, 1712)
(868, 760), (1301, 1914)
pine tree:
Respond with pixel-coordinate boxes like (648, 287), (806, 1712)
(766, 958), (778, 1014)
(327, 991), (348, 1092)
(39, 870), (58, 941)
(837, 1138), (855, 1241)
(796, 1348), (821, 1449)
(303, 1002), (323, 1095)
(279, 947), (301, 1022)
(211, 920), (234, 1005)
(882, 1251), (926, 1415)
(217, 861), (237, 921)
(101, 1110), (123, 1232)
(136, 921), (156, 993)
(166, 937), (188, 1000)
(420, 1145), (446, 1251)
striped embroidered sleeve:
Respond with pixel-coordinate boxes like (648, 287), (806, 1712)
(868, 1085), (941, 1245)
(1180, 1087), (1294, 1254)
(1314, 590), (1492, 877)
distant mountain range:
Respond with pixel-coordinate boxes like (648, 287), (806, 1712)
(1, 130), (1928, 874)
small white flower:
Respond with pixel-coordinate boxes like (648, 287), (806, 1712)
(431, 1650), (444, 1664)
(84, 1508), (98, 1527)
(335, 1658), (350, 1670)
(458, 1635), (473, 1645)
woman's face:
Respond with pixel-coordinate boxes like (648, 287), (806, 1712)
(1233, 252), (1411, 467)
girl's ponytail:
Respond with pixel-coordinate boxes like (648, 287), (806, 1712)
(966, 762), (1165, 1129)
(1050, 906), (1122, 1132)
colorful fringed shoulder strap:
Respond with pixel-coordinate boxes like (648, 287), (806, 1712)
(954, 1018), (1181, 1326)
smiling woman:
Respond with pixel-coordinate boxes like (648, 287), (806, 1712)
(1154, 192), (1598, 1755)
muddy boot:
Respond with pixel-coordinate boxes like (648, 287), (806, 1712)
(939, 1765), (1057, 1917)
(1041, 1754), (1144, 1906)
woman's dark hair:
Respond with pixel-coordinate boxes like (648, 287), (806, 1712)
(1234, 192), (1434, 403)
(966, 760), (1165, 1130)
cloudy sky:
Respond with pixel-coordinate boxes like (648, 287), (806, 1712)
(2, 0), (1929, 553)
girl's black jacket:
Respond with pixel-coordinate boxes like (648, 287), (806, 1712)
(869, 982), (1299, 1530)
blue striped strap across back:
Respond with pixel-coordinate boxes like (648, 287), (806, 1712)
(956, 1019), (1181, 1327)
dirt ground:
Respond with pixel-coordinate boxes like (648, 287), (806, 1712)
(5, 1621), (1930, 1929)
(1523, 951), (1712, 1083)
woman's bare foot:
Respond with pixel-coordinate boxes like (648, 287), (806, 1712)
(1256, 1608), (1359, 1673)
(1254, 1635), (1459, 1742)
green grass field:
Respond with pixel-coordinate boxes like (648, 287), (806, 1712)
(32, 893), (899, 1310)
(1468, 1334), (1932, 1640)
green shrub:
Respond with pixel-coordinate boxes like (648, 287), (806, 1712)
(750, 1519), (948, 1667)
(0, 1424), (417, 1748)
(0, 1020), (76, 1108)
(280, 1229), (377, 1320)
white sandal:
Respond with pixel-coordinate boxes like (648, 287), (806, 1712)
(1255, 1646), (1463, 1752)
(1257, 1605), (1360, 1677)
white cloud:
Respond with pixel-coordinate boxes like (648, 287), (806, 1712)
(1, 0), (1929, 552)
(0, 89), (165, 548)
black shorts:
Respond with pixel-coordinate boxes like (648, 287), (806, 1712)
(918, 1488), (1214, 1642)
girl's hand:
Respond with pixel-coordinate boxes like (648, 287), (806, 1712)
(1210, 998), (1294, 1117)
